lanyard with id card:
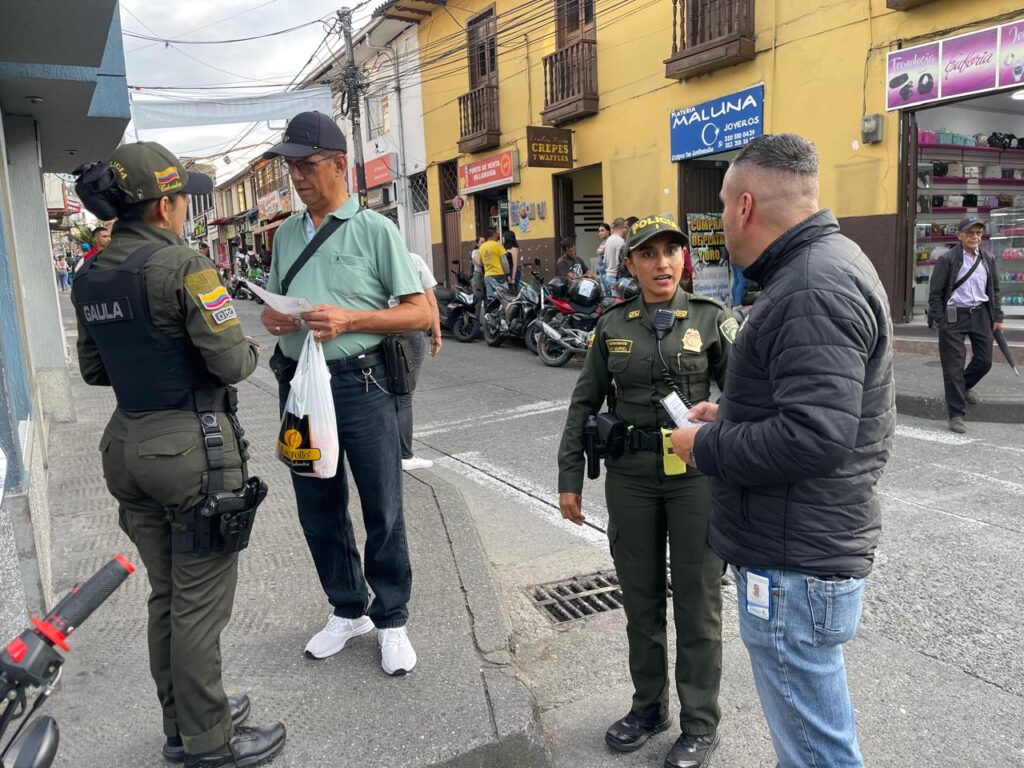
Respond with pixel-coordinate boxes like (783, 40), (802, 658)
(745, 570), (772, 621)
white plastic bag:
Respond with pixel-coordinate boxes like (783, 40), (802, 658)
(276, 333), (339, 478)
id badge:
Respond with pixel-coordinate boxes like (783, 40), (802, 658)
(745, 570), (772, 621)
(946, 305), (958, 324)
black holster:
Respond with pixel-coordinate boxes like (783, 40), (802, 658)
(583, 412), (627, 479)
(170, 477), (268, 555)
(382, 334), (415, 395)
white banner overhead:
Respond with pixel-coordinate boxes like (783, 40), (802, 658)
(131, 88), (335, 130)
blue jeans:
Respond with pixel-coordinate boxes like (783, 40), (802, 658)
(484, 276), (506, 299)
(278, 358), (411, 629)
(733, 567), (865, 768)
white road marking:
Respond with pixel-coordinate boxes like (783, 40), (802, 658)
(894, 424), (975, 446)
(938, 467), (1024, 496)
(879, 491), (990, 528)
(435, 451), (608, 547)
(416, 399), (570, 438)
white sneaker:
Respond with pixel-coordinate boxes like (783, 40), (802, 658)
(378, 626), (417, 676)
(304, 615), (374, 659)
(401, 456), (434, 471)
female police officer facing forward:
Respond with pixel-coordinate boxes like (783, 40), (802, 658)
(557, 215), (736, 768)
(72, 142), (285, 767)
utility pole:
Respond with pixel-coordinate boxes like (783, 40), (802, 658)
(338, 8), (367, 208)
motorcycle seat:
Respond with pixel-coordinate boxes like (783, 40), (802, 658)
(496, 288), (518, 300)
(434, 286), (454, 302)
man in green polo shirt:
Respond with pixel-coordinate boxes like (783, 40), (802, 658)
(260, 111), (429, 676)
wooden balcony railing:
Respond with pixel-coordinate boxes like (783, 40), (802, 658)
(541, 39), (598, 126)
(664, 0), (755, 81)
(457, 84), (500, 154)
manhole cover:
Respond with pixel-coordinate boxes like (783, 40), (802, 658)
(527, 569), (674, 624)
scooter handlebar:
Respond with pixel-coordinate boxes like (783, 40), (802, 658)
(35, 556), (134, 649)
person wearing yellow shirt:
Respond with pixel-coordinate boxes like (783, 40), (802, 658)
(478, 227), (509, 299)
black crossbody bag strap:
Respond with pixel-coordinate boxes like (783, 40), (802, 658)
(950, 250), (984, 295)
(280, 211), (362, 294)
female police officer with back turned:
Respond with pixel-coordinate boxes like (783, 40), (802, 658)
(557, 215), (737, 768)
(71, 142), (285, 768)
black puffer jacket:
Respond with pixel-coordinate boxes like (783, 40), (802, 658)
(692, 210), (895, 579)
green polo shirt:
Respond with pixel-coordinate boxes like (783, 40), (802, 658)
(268, 196), (423, 360)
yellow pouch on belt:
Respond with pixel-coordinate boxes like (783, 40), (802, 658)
(660, 427), (687, 476)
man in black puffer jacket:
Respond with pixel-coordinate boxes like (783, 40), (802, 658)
(672, 135), (895, 768)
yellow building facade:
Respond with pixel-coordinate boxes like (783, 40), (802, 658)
(378, 0), (1024, 322)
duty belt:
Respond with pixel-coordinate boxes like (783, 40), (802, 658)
(627, 427), (666, 453)
(326, 345), (384, 374)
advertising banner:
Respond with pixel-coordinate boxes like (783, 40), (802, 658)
(886, 18), (1024, 110)
(999, 21), (1024, 88)
(886, 42), (941, 110)
(670, 84), (764, 162)
(687, 214), (731, 306)
(941, 28), (999, 100)
(526, 126), (573, 168)
(459, 149), (519, 194)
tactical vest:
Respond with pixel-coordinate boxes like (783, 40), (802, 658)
(72, 244), (222, 412)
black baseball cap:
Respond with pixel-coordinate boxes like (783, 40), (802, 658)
(957, 215), (986, 232)
(263, 111), (347, 159)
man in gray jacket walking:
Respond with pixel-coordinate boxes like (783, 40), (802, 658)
(671, 134), (896, 768)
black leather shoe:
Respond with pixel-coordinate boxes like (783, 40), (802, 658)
(663, 731), (720, 768)
(183, 722), (286, 768)
(605, 711), (672, 753)
(162, 694), (253, 762)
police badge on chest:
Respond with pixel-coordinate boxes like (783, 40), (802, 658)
(82, 297), (133, 324)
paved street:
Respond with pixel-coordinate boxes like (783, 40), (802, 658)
(42, 294), (1024, 767)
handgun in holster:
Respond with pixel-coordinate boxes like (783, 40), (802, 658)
(170, 477), (268, 556)
(583, 412), (627, 480)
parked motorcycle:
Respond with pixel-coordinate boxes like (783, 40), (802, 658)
(481, 259), (547, 349)
(435, 259), (481, 342)
(537, 277), (637, 367)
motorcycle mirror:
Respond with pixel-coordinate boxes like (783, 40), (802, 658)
(533, 258), (542, 266)
(2, 715), (60, 768)
(452, 259), (461, 265)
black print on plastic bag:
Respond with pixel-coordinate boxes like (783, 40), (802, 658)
(277, 413), (322, 472)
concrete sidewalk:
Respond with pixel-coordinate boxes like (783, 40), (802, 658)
(40, 306), (550, 766)
(893, 350), (1024, 423)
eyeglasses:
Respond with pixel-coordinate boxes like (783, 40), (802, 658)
(962, 230), (984, 238)
(284, 156), (335, 176)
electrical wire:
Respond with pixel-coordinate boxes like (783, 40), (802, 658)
(124, 0), (287, 53)
(123, 17), (330, 45)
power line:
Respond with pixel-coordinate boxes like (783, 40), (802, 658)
(124, 0), (287, 53)
(123, 16), (330, 45)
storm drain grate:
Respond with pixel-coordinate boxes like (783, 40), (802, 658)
(527, 569), (623, 623)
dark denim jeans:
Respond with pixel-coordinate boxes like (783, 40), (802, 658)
(396, 331), (426, 459)
(278, 360), (411, 629)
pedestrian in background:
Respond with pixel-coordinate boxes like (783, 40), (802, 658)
(470, 234), (486, 302)
(54, 254), (70, 292)
(503, 229), (522, 288)
(673, 134), (895, 768)
(71, 141), (285, 767)
(616, 217), (639, 279)
(259, 111), (429, 676)
(596, 222), (610, 289)
(78, 225), (110, 270)
(555, 236), (590, 279)
(478, 227), (508, 298)
(927, 215), (1003, 434)
(604, 218), (627, 288)
(558, 214), (733, 768)
(398, 252), (442, 472)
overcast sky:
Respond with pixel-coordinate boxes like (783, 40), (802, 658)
(120, 0), (369, 181)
